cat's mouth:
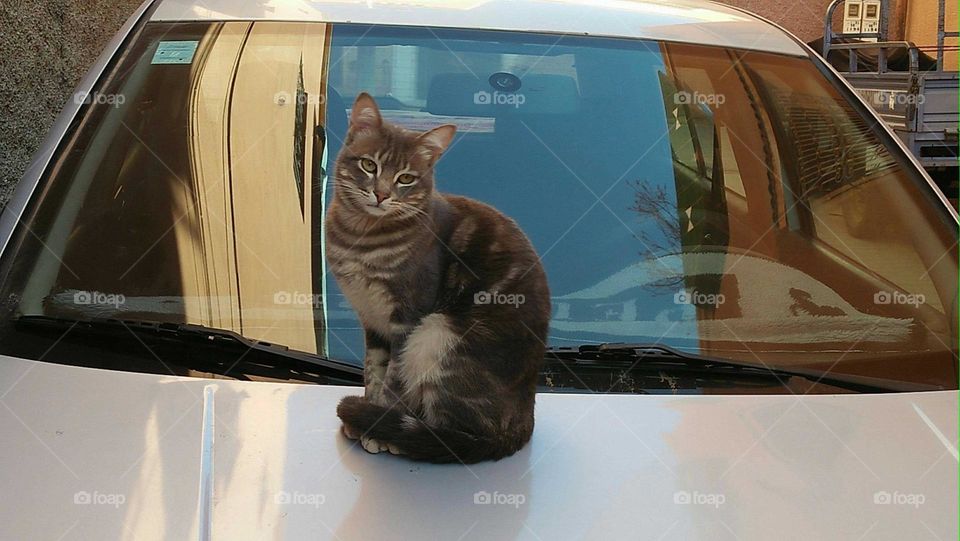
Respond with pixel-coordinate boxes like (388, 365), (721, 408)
(363, 203), (390, 216)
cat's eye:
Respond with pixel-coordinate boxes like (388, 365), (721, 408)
(359, 158), (377, 173)
(396, 173), (418, 186)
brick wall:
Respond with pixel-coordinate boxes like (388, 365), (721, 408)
(718, 0), (835, 41)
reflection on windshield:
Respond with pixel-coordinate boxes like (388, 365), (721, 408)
(0, 22), (955, 389)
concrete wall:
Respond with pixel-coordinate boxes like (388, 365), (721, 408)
(0, 0), (143, 204)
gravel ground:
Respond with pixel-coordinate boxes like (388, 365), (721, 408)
(0, 0), (832, 208)
(0, 0), (142, 206)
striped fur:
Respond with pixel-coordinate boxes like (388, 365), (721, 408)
(327, 93), (551, 463)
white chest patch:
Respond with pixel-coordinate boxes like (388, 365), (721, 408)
(338, 277), (396, 337)
(399, 313), (460, 390)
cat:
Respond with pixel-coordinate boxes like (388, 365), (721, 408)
(327, 93), (551, 463)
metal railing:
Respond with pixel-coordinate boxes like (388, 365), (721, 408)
(938, 0), (958, 71)
(827, 40), (920, 74)
(825, 0), (955, 73)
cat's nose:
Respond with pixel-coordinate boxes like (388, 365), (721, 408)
(374, 191), (390, 205)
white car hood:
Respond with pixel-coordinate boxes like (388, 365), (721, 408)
(0, 356), (956, 540)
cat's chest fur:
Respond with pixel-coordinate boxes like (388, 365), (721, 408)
(336, 272), (397, 337)
(327, 200), (450, 337)
(327, 232), (436, 338)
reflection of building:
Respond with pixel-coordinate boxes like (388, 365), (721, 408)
(22, 22), (333, 357)
(178, 22), (331, 353)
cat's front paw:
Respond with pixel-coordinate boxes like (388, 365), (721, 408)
(364, 384), (382, 402)
(361, 435), (388, 454)
(360, 436), (403, 455)
(365, 386), (391, 407)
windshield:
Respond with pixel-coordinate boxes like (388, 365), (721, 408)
(0, 22), (956, 390)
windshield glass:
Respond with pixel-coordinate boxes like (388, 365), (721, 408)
(0, 22), (956, 390)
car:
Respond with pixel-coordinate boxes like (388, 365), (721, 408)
(0, 0), (956, 539)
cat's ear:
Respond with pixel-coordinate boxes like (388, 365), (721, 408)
(416, 124), (457, 163)
(349, 92), (382, 132)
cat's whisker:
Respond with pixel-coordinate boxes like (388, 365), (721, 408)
(396, 202), (428, 218)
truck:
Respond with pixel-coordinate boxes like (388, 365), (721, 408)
(822, 0), (958, 198)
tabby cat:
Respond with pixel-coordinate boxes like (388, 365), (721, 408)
(327, 93), (550, 463)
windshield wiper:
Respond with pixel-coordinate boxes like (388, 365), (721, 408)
(15, 315), (363, 385)
(545, 343), (940, 393)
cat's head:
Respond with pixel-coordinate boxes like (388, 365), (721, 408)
(334, 92), (456, 218)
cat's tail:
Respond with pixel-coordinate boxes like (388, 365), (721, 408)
(336, 395), (512, 464)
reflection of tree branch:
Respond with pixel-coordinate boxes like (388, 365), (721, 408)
(629, 179), (684, 289)
(629, 180), (681, 252)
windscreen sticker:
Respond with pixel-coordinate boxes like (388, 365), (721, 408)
(152, 41), (199, 65)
